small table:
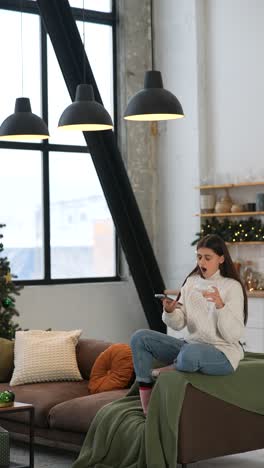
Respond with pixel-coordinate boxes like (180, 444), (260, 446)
(0, 402), (34, 468)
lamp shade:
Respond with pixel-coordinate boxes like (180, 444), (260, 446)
(124, 70), (184, 121)
(58, 84), (113, 131)
(0, 97), (49, 141)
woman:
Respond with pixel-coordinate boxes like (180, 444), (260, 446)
(130, 234), (248, 414)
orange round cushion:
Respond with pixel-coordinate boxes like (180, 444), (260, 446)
(88, 343), (134, 394)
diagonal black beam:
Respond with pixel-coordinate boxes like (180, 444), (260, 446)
(37, 0), (166, 333)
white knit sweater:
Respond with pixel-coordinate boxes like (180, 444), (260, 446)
(162, 270), (245, 370)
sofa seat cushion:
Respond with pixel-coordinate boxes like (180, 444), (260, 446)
(49, 389), (127, 433)
(0, 380), (89, 428)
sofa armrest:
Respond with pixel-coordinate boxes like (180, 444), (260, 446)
(0, 338), (14, 383)
(76, 338), (112, 380)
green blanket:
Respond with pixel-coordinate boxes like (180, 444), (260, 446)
(73, 352), (264, 468)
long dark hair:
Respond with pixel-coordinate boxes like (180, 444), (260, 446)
(177, 234), (248, 324)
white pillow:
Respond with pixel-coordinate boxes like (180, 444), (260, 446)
(10, 330), (83, 386)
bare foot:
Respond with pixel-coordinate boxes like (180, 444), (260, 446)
(152, 365), (175, 378)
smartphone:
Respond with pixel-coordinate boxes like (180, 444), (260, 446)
(154, 294), (175, 301)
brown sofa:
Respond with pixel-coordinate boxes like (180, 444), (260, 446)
(1, 337), (263, 466)
(0, 338), (128, 451)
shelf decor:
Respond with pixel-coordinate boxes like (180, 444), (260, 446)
(191, 217), (264, 245)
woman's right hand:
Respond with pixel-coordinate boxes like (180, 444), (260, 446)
(162, 298), (178, 313)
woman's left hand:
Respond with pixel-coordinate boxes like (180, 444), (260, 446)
(202, 286), (225, 309)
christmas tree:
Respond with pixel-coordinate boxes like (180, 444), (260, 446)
(0, 224), (23, 340)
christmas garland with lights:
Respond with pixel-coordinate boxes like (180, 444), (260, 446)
(191, 217), (264, 245)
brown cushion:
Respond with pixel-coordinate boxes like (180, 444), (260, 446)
(49, 389), (127, 433)
(88, 344), (134, 394)
(76, 339), (112, 380)
(0, 338), (14, 382)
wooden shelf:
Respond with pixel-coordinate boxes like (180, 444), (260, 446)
(196, 211), (264, 217)
(196, 181), (264, 190)
(194, 182), (264, 299)
(226, 241), (264, 245)
(247, 290), (264, 298)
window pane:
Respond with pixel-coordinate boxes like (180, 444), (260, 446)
(48, 23), (113, 144)
(0, 150), (43, 280)
(78, 22), (114, 117)
(49, 152), (115, 278)
(0, 11), (41, 131)
(69, 0), (111, 12)
(47, 38), (86, 146)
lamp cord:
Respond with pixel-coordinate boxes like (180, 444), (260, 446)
(150, 0), (154, 70)
(20, 0), (24, 96)
(82, 0), (86, 83)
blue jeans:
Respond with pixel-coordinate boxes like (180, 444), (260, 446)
(130, 329), (234, 383)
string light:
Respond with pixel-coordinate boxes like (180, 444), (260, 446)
(192, 217), (264, 245)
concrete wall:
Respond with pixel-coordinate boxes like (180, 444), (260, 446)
(153, 0), (201, 287)
(116, 0), (158, 247)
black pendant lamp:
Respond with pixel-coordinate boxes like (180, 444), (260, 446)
(124, 70), (184, 121)
(0, 0), (49, 142)
(58, 84), (113, 132)
(0, 97), (49, 141)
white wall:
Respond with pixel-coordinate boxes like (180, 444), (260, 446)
(153, 0), (264, 283)
(205, 0), (264, 182)
(153, 0), (264, 348)
(15, 278), (148, 343)
(199, 0), (264, 272)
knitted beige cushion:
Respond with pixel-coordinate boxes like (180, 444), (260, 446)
(10, 330), (83, 386)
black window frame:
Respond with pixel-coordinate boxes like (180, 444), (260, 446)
(0, 0), (120, 286)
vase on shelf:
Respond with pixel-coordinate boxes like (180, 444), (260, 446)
(231, 204), (243, 213)
(200, 193), (216, 213)
(214, 189), (233, 213)
(240, 261), (254, 291)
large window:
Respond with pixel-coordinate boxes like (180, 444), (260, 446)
(0, 1), (117, 283)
